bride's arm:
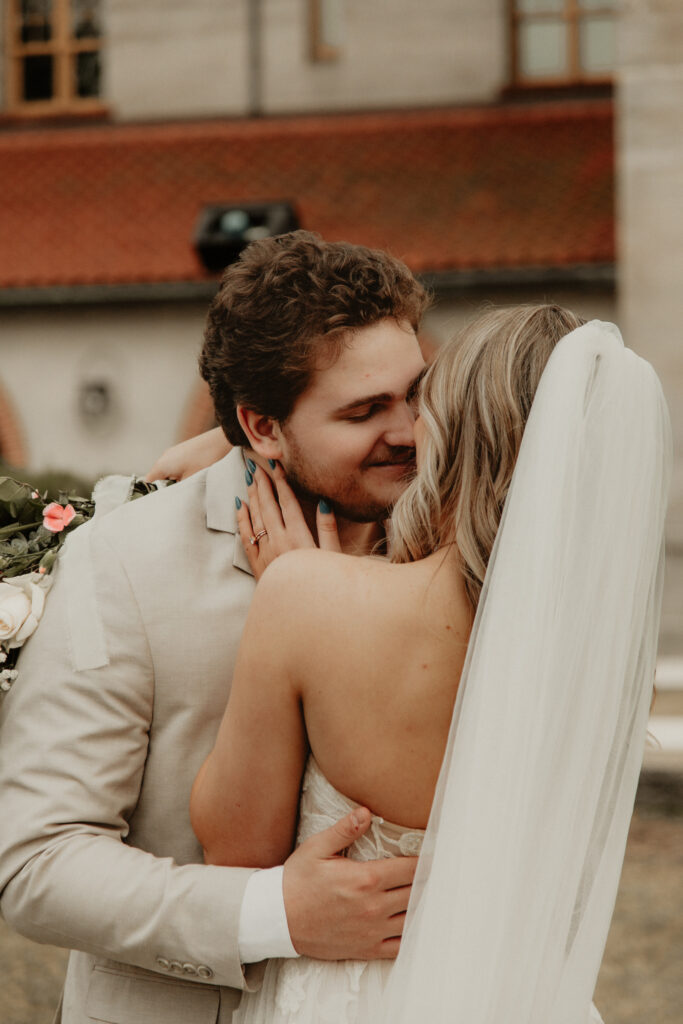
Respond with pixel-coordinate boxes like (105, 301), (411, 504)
(146, 427), (231, 482)
(190, 552), (313, 868)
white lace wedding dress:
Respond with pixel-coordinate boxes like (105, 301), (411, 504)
(232, 756), (605, 1024)
(232, 756), (425, 1024)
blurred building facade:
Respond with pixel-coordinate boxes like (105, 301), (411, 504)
(0, 1), (679, 645)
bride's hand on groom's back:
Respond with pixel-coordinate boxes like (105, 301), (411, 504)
(238, 461), (341, 579)
(282, 807), (417, 960)
(146, 427), (231, 482)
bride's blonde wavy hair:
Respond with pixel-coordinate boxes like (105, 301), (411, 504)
(390, 304), (584, 609)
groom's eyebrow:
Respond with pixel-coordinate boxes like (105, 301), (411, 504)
(334, 367), (427, 415)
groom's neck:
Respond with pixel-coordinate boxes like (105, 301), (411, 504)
(336, 517), (386, 558)
(296, 494), (384, 557)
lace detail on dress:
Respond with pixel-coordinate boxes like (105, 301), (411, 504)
(296, 757), (425, 862)
(232, 757), (424, 1024)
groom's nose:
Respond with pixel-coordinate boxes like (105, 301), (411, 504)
(383, 402), (417, 449)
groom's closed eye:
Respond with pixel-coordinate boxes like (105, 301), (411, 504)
(405, 371), (426, 412)
(346, 403), (385, 422)
(336, 369), (427, 423)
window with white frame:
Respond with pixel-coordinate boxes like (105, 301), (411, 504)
(511, 0), (616, 85)
(5, 0), (102, 113)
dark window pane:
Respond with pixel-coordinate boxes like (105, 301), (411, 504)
(76, 50), (100, 97)
(20, 0), (53, 43)
(22, 54), (53, 100)
(72, 0), (101, 39)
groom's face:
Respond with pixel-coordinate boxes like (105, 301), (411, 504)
(274, 319), (425, 522)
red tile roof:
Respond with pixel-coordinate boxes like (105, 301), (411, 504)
(0, 101), (613, 290)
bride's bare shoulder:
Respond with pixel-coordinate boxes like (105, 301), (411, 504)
(261, 548), (393, 593)
(254, 549), (401, 626)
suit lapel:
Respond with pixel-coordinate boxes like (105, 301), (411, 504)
(205, 447), (253, 576)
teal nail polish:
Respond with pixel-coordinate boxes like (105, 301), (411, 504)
(268, 459), (277, 470)
(246, 458), (256, 474)
(235, 496), (242, 509)
(319, 498), (331, 514)
(245, 469), (253, 486)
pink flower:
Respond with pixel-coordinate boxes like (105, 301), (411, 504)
(43, 502), (76, 534)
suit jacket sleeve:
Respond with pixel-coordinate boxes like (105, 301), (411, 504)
(0, 522), (254, 991)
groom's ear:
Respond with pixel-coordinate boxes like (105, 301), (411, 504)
(236, 406), (284, 460)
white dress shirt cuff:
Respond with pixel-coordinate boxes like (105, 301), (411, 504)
(238, 866), (299, 963)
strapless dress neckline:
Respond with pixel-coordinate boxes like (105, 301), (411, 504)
(297, 756), (425, 859)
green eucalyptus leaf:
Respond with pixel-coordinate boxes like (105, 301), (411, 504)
(0, 478), (33, 504)
(0, 478), (43, 527)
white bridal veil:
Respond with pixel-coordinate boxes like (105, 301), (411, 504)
(382, 321), (672, 1023)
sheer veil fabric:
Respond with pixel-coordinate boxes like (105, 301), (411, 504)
(382, 321), (672, 1023)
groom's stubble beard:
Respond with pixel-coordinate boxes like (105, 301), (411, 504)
(281, 430), (417, 524)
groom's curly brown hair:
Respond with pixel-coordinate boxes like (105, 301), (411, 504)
(200, 230), (429, 445)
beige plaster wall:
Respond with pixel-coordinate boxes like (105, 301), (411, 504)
(424, 287), (617, 347)
(103, 0), (503, 122)
(0, 11), (5, 110)
(261, 0), (504, 114)
(0, 302), (208, 480)
(618, 0), (683, 650)
(104, 0), (250, 120)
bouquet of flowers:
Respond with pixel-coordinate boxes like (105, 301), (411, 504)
(0, 475), (163, 695)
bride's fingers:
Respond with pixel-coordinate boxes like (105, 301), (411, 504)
(270, 462), (313, 536)
(252, 465), (286, 541)
(316, 500), (341, 552)
(235, 498), (263, 576)
(244, 462), (266, 536)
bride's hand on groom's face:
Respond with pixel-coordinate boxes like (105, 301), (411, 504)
(282, 807), (418, 961)
(237, 461), (341, 579)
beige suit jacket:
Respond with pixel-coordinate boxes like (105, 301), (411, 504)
(0, 449), (265, 1023)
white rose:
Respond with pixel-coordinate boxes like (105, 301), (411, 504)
(0, 573), (51, 649)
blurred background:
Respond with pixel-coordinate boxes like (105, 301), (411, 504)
(0, 1), (681, 1021)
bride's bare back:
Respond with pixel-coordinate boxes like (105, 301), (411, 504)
(192, 546), (472, 866)
(294, 548), (471, 827)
